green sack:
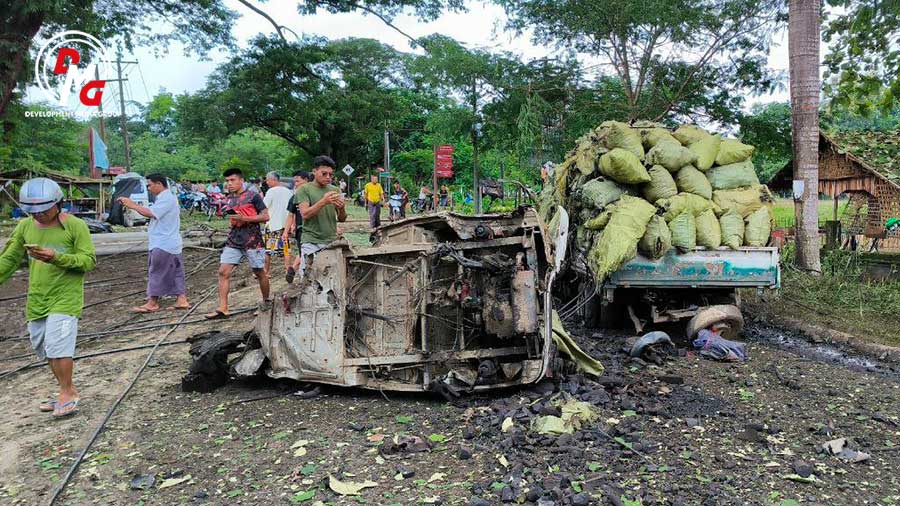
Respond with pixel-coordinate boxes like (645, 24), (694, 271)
(602, 121), (644, 159)
(673, 124), (710, 146)
(573, 136), (607, 176)
(575, 225), (596, 253)
(585, 206), (616, 231)
(675, 165), (713, 200)
(706, 160), (760, 190)
(688, 134), (721, 171)
(719, 208), (745, 250)
(715, 139), (755, 166)
(643, 165), (678, 202)
(578, 178), (629, 210)
(587, 196), (657, 281)
(641, 128), (679, 149)
(744, 207), (772, 247)
(646, 141), (698, 171)
(657, 192), (720, 222)
(712, 185), (774, 218)
(695, 209), (722, 249)
(639, 215), (673, 259)
(669, 211), (697, 253)
(599, 148), (651, 184)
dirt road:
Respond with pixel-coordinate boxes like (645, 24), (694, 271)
(1, 252), (899, 506)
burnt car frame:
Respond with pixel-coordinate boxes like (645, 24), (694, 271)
(234, 208), (563, 394)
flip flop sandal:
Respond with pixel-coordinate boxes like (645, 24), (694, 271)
(53, 399), (79, 418)
(204, 310), (229, 320)
(170, 305), (192, 311)
(39, 399), (56, 412)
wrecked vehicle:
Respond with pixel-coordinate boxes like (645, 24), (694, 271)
(220, 208), (564, 394)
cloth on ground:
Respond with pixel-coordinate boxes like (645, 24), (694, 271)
(693, 329), (748, 362)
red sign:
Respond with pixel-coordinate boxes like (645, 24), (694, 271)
(435, 145), (454, 178)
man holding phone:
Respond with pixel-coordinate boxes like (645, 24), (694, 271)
(206, 168), (270, 319)
(0, 178), (96, 418)
(292, 156), (347, 281)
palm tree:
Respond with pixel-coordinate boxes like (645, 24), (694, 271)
(789, 0), (822, 273)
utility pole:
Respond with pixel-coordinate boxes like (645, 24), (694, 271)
(383, 127), (391, 181)
(115, 53), (132, 171)
(94, 66), (106, 143)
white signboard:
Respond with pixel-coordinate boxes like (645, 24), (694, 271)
(342, 164), (355, 176)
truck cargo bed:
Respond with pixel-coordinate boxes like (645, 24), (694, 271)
(606, 247), (780, 289)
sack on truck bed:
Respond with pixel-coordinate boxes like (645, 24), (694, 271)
(643, 165), (678, 202)
(657, 192), (720, 222)
(639, 215), (673, 259)
(641, 128), (679, 149)
(587, 196), (657, 282)
(688, 134), (722, 171)
(585, 206), (616, 231)
(715, 139), (755, 166)
(669, 211), (697, 253)
(579, 178), (630, 210)
(712, 185), (774, 218)
(675, 165), (713, 200)
(695, 209), (722, 249)
(744, 207), (772, 247)
(706, 160), (760, 190)
(601, 121), (644, 159)
(646, 141), (698, 171)
(719, 208), (745, 250)
(599, 148), (651, 184)
(673, 124), (711, 146)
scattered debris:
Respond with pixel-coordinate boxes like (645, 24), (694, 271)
(129, 474), (155, 490)
(158, 474), (191, 489)
(693, 328), (748, 361)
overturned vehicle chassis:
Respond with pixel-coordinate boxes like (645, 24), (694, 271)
(240, 209), (557, 393)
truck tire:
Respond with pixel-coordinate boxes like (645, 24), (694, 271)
(686, 304), (744, 340)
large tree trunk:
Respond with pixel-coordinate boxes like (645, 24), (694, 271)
(789, 0), (822, 273)
(0, 10), (45, 120)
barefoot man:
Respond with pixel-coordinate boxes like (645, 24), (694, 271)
(206, 168), (270, 319)
(118, 174), (191, 312)
(0, 178), (96, 418)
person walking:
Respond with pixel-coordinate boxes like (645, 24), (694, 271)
(283, 170), (310, 283)
(292, 156), (347, 280)
(364, 173), (385, 229)
(262, 171), (294, 277)
(439, 184), (450, 208)
(205, 168), (271, 319)
(118, 174), (190, 313)
(0, 178), (96, 418)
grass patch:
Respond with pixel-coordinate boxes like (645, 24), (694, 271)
(771, 198), (849, 229)
(745, 244), (900, 347)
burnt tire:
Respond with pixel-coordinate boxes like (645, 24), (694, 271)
(685, 304), (744, 340)
(181, 331), (247, 393)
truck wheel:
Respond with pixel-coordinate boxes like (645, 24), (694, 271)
(686, 304), (744, 340)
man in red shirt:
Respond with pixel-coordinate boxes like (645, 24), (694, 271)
(206, 168), (271, 319)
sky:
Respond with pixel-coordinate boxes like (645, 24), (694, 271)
(26, 0), (792, 116)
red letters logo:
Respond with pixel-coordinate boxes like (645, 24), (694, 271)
(35, 31), (111, 107)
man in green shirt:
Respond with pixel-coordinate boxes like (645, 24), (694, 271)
(290, 155), (347, 281)
(0, 178), (96, 418)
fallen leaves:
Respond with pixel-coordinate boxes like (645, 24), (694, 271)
(328, 475), (377, 496)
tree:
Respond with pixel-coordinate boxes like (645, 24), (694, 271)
(823, 0), (900, 113)
(498, 0), (786, 124)
(0, 0), (235, 121)
(0, 103), (89, 174)
(738, 102), (792, 182)
(789, 0), (822, 273)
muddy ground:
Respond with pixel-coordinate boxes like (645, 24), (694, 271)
(1, 251), (899, 506)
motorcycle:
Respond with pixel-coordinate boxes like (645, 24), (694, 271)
(205, 192), (228, 220)
(388, 193), (404, 222)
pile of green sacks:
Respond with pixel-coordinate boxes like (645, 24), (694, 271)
(539, 121), (775, 283)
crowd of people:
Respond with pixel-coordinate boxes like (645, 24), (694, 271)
(0, 155), (351, 419)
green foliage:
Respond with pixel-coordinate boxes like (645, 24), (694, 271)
(738, 102), (792, 182)
(0, 103), (89, 175)
(497, 0), (786, 124)
(823, 0), (900, 113)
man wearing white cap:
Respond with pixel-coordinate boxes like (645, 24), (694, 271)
(0, 178), (96, 418)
